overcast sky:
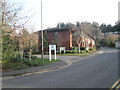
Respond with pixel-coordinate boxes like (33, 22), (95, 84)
(12, 0), (119, 31)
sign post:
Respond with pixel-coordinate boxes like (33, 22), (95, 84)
(60, 47), (65, 53)
(49, 45), (56, 61)
(49, 45), (51, 61)
(55, 48), (56, 60)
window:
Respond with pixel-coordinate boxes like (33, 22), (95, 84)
(54, 31), (58, 36)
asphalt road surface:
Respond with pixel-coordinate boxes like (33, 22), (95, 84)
(2, 47), (119, 88)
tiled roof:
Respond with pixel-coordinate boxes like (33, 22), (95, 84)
(38, 27), (70, 32)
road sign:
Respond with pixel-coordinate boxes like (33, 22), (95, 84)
(49, 45), (56, 61)
(50, 45), (56, 50)
(60, 47), (65, 53)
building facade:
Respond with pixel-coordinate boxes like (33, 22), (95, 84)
(38, 28), (95, 52)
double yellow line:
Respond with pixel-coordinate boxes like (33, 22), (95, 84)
(110, 79), (120, 90)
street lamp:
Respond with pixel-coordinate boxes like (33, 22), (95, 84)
(41, 0), (44, 66)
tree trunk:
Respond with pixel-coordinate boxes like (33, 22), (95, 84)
(29, 41), (32, 61)
(21, 51), (23, 58)
(29, 49), (32, 61)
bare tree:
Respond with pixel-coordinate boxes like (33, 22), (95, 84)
(67, 22), (82, 53)
(1, 0), (36, 60)
(0, 0), (24, 29)
(76, 28), (82, 53)
(27, 26), (37, 61)
(19, 27), (30, 58)
(80, 22), (104, 48)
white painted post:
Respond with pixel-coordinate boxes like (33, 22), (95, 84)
(55, 48), (56, 60)
(60, 47), (61, 54)
(49, 45), (51, 61)
(49, 45), (57, 61)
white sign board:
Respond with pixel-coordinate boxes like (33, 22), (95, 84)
(51, 45), (56, 50)
(49, 45), (56, 61)
(86, 47), (89, 51)
(60, 47), (65, 53)
(115, 41), (120, 48)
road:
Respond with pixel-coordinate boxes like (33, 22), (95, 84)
(2, 47), (119, 88)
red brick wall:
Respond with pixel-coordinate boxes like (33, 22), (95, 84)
(59, 31), (70, 49)
(38, 30), (95, 52)
(38, 30), (72, 52)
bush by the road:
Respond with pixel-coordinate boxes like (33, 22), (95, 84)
(2, 55), (59, 71)
(32, 51), (41, 54)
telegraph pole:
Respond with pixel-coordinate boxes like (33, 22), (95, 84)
(41, 0), (44, 66)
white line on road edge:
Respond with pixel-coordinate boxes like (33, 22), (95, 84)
(110, 79), (120, 90)
(59, 60), (72, 69)
(116, 84), (120, 90)
(99, 51), (103, 54)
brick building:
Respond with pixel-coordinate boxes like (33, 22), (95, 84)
(38, 28), (95, 52)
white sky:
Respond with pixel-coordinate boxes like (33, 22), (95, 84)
(12, 0), (119, 31)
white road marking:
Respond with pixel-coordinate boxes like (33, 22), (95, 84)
(110, 79), (120, 90)
(99, 51), (103, 54)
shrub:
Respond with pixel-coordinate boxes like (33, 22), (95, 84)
(108, 42), (115, 47)
(89, 47), (93, 51)
(72, 47), (86, 51)
(10, 54), (23, 63)
(31, 56), (37, 60)
(32, 51), (41, 54)
(86, 50), (89, 53)
(73, 50), (78, 53)
(96, 45), (100, 50)
(80, 47), (86, 50)
(2, 61), (28, 71)
(44, 52), (49, 55)
(71, 47), (78, 53)
(65, 50), (72, 53)
(23, 58), (41, 66)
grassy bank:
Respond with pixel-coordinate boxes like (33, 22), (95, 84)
(2, 58), (60, 72)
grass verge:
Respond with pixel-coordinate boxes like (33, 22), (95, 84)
(57, 49), (97, 56)
(2, 58), (60, 72)
(57, 52), (90, 55)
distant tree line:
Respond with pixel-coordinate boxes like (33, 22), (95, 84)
(57, 21), (120, 34)
(99, 22), (120, 33)
(56, 21), (119, 48)
(99, 22), (120, 47)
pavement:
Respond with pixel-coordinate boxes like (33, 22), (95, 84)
(2, 49), (102, 78)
